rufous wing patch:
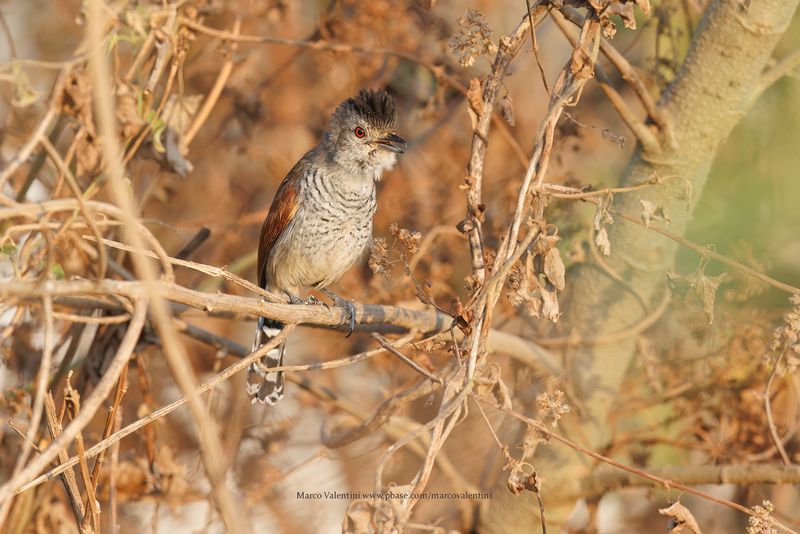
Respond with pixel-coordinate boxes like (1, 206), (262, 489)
(258, 177), (300, 288)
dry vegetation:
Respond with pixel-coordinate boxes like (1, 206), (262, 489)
(1, 0), (799, 533)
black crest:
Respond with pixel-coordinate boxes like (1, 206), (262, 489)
(336, 89), (397, 130)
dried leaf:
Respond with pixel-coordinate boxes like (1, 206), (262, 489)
(507, 468), (542, 496)
(523, 294), (543, 318)
(161, 94), (203, 135)
(595, 226), (611, 256)
(75, 133), (101, 177)
(116, 87), (144, 140)
(62, 71), (95, 135)
(640, 199), (670, 227)
(570, 47), (595, 79)
(593, 201), (614, 228)
(696, 272), (726, 324)
(543, 247), (566, 291)
(10, 63), (42, 108)
(605, 3), (637, 30)
(500, 94), (515, 126)
(659, 501), (703, 534)
(466, 78), (483, 130)
(641, 199), (657, 227)
(540, 284), (560, 323)
(601, 18), (618, 39)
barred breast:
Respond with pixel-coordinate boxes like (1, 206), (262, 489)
(268, 167), (377, 293)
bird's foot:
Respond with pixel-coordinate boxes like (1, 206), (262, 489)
(321, 289), (357, 337)
(288, 293), (323, 306)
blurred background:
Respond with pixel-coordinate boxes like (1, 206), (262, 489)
(1, 0), (799, 532)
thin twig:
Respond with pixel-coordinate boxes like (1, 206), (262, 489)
(43, 394), (86, 529)
(70, 386), (100, 534)
(370, 333), (443, 384)
(109, 408), (122, 534)
(526, 0), (550, 94)
(90, 363), (130, 490)
(764, 348), (791, 465)
(180, 17), (241, 151)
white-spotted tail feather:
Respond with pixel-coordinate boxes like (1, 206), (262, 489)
(247, 316), (286, 404)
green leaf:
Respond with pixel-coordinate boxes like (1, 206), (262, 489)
(151, 118), (167, 153)
(10, 62), (41, 108)
(51, 263), (65, 280)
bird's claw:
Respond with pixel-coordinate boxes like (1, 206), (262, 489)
(341, 299), (356, 338)
(288, 293), (324, 306)
(303, 295), (322, 306)
(322, 290), (357, 337)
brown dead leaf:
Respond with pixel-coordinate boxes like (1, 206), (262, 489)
(659, 501), (703, 534)
(570, 47), (595, 79)
(507, 465), (543, 496)
(116, 86), (144, 141)
(593, 200), (614, 256)
(62, 71), (95, 135)
(666, 263), (727, 324)
(595, 226), (611, 256)
(640, 199), (657, 227)
(696, 272), (726, 324)
(500, 94), (515, 126)
(161, 94), (203, 135)
(640, 199), (670, 227)
(75, 132), (101, 178)
(543, 247), (566, 291)
(9, 63), (42, 108)
(540, 284), (561, 323)
(605, 3), (637, 31)
(578, 0), (651, 38)
(467, 78), (484, 130)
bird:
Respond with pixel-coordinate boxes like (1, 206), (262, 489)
(247, 89), (406, 405)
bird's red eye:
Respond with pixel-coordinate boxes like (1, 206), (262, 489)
(354, 126), (366, 138)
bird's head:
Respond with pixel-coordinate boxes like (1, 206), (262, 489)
(324, 89), (406, 178)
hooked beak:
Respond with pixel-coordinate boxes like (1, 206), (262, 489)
(374, 132), (407, 154)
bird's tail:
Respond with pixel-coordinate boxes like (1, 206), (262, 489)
(246, 316), (286, 404)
